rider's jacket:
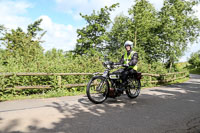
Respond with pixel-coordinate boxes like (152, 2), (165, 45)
(119, 50), (138, 70)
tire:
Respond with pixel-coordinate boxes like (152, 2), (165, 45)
(126, 79), (141, 99)
(86, 76), (109, 104)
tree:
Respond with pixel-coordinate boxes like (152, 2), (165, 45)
(128, 0), (162, 63)
(74, 3), (119, 55)
(188, 50), (200, 68)
(107, 14), (131, 54)
(27, 19), (45, 38)
(159, 0), (200, 71)
(0, 19), (46, 64)
(45, 48), (64, 60)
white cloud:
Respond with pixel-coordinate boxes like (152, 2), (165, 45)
(0, 0), (77, 51)
(0, 0), (32, 14)
(39, 16), (77, 51)
(149, 0), (163, 11)
(55, 0), (164, 21)
(0, 0), (32, 30)
(194, 3), (200, 19)
(55, 0), (134, 21)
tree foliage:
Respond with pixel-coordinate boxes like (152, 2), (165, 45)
(74, 0), (200, 67)
(128, 0), (162, 63)
(159, 0), (200, 70)
(74, 3), (119, 55)
(188, 50), (200, 68)
(0, 19), (45, 64)
(107, 14), (131, 54)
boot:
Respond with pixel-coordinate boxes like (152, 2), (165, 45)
(121, 81), (128, 88)
(117, 81), (128, 92)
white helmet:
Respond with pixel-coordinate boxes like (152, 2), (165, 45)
(124, 40), (133, 48)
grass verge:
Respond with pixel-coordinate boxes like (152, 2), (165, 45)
(189, 68), (200, 75)
(0, 87), (86, 102)
(141, 77), (189, 89)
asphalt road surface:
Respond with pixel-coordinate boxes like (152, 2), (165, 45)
(0, 74), (200, 133)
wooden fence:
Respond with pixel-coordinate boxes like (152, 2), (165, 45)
(0, 71), (188, 90)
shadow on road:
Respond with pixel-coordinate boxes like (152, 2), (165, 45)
(0, 76), (200, 133)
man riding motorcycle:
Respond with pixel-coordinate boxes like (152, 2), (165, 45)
(114, 40), (138, 92)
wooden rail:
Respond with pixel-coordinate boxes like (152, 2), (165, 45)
(0, 73), (94, 77)
(0, 71), (188, 90)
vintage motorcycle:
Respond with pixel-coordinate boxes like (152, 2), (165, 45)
(86, 60), (142, 104)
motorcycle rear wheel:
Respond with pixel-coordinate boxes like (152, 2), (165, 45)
(86, 76), (109, 104)
(126, 79), (141, 99)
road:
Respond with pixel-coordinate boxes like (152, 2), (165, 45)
(0, 74), (200, 133)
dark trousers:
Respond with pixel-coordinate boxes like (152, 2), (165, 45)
(113, 68), (137, 84)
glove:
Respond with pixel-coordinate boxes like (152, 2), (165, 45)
(122, 64), (129, 67)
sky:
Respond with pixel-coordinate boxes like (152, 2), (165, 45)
(0, 0), (199, 62)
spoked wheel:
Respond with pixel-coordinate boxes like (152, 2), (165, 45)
(126, 78), (141, 99)
(86, 76), (109, 104)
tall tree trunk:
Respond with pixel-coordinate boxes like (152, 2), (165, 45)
(134, 30), (137, 48)
(169, 62), (172, 73)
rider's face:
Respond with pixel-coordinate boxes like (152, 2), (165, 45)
(125, 45), (131, 51)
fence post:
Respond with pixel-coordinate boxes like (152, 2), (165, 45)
(174, 74), (176, 80)
(57, 76), (62, 88)
(163, 75), (165, 83)
(160, 74), (165, 83)
(185, 72), (187, 78)
(149, 76), (152, 84)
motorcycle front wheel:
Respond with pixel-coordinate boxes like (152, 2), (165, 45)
(86, 76), (109, 104)
(126, 79), (141, 99)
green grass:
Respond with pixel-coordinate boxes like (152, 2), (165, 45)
(166, 77), (189, 85)
(0, 87), (86, 102)
(185, 62), (200, 75)
(141, 77), (189, 89)
(189, 68), (200, 75)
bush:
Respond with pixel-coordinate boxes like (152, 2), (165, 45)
(188, 51), (200, 69)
